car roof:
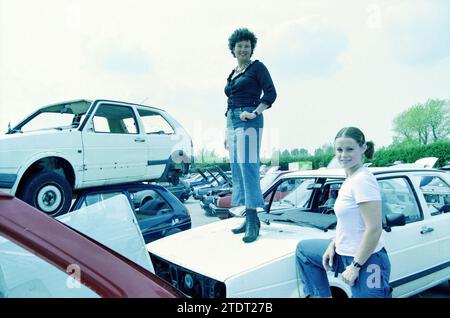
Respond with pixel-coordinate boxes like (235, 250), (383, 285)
(76, 182), (167, 194)
(38, 99), (166, 113)
(93, 99), (165, 112)
(280, 167), (445, 179)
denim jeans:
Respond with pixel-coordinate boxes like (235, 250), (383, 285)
(295, 239), (393, 298)
(226, 107), (264, 209)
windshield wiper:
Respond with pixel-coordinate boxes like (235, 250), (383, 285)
(7, 128), (22, 134)
(272, 218), (330, 232)
(280, 199), (296, 207)
(53, 124), (78, 130)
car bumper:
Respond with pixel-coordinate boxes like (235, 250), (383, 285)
(209, 203), (231, 218)
(0, 188), (13, 195)
(0, 173), (17, 189)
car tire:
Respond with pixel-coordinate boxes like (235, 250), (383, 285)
(179, 192), (189, 202)
(18, 171), (72, 217)
(331, 287), (348, 298)
(165, 159), (182, 185)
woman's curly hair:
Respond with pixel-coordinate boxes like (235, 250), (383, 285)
(228, 28), (258, 57)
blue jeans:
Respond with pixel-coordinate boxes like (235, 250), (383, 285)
(295, 239), (392, 298)
(226, 107), (264, 209)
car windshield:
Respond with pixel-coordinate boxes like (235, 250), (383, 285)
(262, 177), (343, 231)
(14, 100), (91, 133)
(260, 172), (282, 191)
(268, 178), (315, 211)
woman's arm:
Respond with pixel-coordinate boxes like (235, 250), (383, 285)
(354, 200), (383, 265)
(341, 200), (382, 285)
(322, 237), (336, 271)
(241, 103), (268, 120)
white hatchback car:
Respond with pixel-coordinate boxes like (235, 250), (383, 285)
(0, 99), (193, 216)
(147, 167), (450, 298)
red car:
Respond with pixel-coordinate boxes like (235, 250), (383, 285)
(210, 170), (291, 218)
(0, 192), (183, 298)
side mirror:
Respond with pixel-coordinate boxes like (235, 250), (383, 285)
(439, 204), (450, 213)
(384, 213), (406, 232)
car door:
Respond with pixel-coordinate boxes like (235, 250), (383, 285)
(81, 102), (147, 185)
(130, 188), (182, 243)
(377, 175), (443, 297)
(410, 173), (450, 284)
(136, 107), (178, 178)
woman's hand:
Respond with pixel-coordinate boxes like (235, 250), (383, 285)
(239, 111), (257, 121)
(342, 265), (360, 286)
(322, 243), (335, 271)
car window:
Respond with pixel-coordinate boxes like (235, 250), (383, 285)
(16, 101), (90, 132)
(92, 104), (138, 134)
(20, 113), (76, 132)
(269, 178), (314, 210)
(61, 195), (154, 271)
(78, 191), (123, 208)
(378, 178), (422, 224)
(137, 109), (175, 134)
(0, 235), (100, 298)
(130, 189), (174, 221)
(317, 182), (342, 214)
(413, 175), (450, 216)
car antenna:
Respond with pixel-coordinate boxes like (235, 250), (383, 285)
(140, 97), (149, 105)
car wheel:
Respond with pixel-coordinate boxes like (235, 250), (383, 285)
(165, 160), (182, 185)
(18, 171), (72, 217)
(179, 192), (189, 202)
(331, 287), (348, 298)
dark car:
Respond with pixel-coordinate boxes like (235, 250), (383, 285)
(154, 180), (191, 202)
(193, 167), (232, 200)
(0, 192), (183, 298)
(71, 183), (191, 243)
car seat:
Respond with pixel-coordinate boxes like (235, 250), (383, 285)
(139, 198), (165, 216)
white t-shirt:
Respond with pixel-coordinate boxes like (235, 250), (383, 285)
(334, 167), (384, 256)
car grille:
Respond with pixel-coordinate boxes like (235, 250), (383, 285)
(150, 253), (226, 298)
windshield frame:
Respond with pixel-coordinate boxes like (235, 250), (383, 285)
(263, 176), (345, 228)
(7, 100), (93, 134)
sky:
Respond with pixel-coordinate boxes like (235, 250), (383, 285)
(0, 0), (449, 159)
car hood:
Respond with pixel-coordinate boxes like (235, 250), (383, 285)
(147, 217), (334, 282)
(0, 129), (80, 151)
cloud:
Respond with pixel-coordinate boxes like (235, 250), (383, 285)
(262, 17), (348, 81)
(91, 46), (151, 75)
(384, 0), (450, 66)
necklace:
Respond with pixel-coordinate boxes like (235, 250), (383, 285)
(235, 60), (252, 73)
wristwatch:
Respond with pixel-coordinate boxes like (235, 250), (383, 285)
(252, 110), (260, 116)
(352, 260), (363, 269)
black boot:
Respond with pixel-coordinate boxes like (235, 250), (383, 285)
(231, 209), (261, 234)
(231, 218), (246, 234)
(242, 209), (260, 243)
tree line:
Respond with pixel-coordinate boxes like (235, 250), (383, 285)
(192, 98), (450, 169)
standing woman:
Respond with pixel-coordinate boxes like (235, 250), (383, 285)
(224, 28), (277, 243)
(295, 127), (392, 297)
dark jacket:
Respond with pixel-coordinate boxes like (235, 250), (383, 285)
(224, 60), (277, 114)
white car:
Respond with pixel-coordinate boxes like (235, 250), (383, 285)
(0, 99), (193, 216)
(147, 167), (450, 298)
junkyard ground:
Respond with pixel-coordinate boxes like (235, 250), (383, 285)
(184, 197), (449, 298)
